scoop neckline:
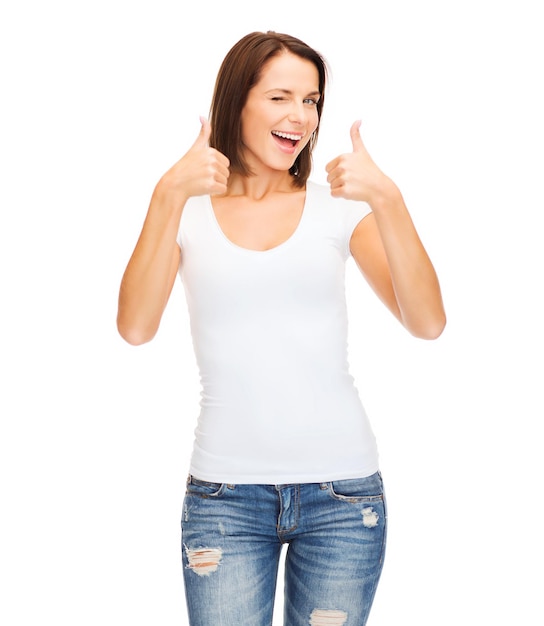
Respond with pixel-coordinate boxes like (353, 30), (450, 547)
(207, 184), (310, 254)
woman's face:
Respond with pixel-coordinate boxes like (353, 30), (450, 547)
(240, 52), (320, 175)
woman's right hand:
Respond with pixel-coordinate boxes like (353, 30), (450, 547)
(158, 117), (230, 202)
(117, 117), (229, 345)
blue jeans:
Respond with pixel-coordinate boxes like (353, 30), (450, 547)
(181, 472), (387, 626)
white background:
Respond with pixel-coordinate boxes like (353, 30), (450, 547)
(1, 1), (542, 624)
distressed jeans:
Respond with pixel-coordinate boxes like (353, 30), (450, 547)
(181, 472), (387, 626)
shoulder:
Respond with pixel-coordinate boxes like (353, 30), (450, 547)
(306, 179), (330, 198)
(304, 181), (372, 257)
(179, 194), (211, 226)
(183, 194), (210, 213)
(305, 180), (334, 208)
(305, 180), (371, 223)
(177, 194), (211, 247)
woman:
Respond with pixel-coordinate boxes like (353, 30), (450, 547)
(117, 31), (445, 626)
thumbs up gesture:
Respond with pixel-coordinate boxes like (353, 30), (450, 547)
(326, 121), (393, 205)
(159, 117), (230, 201)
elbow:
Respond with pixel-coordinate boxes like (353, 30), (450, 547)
(410, 313), (447, 341)
(116, 315), (157, 346)
(119, 330), (154, 346)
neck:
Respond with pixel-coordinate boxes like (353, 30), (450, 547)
(226, 171), (297, 201)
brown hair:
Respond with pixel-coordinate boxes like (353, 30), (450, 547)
(209, 31), (328, 188)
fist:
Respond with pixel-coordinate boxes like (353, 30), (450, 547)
(325, 121), (390, 204)
(160, 117), (230, 200)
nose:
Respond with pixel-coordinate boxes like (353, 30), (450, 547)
(287, 100), (306, 125)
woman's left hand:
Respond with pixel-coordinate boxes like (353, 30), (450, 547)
(325, 121), (396, 206)
(328, 122), (446, 340)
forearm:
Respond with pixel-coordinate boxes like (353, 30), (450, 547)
(370, 184), (446, 339)
(117, 119), (230, 345)
(117, 183), (185, 345)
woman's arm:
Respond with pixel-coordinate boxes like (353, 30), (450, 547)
(326, 121), (446, 340)
(117, 119), (230, 345)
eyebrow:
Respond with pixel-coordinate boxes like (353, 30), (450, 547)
(265, 89), (321, 98)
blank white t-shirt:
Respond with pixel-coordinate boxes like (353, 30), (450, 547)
(177, 180), (379, 484)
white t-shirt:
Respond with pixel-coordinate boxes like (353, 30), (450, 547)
(177, 180), (379, 484)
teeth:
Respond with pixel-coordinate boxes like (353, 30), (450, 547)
(272, 131), (302, 141)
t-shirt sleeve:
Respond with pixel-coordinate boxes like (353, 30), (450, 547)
(176, 202), (186, 249)
(176, 219), (183, 249)
(341, 199), (372, 259)
(306, 180), (372, 259)
(176, 195), (207, 249)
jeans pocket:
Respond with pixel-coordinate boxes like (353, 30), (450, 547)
(185, 475), (225, 498)
(328, 472), (384, 503)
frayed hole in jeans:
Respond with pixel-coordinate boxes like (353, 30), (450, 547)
(309, 608), (348, 625)
(185, 545), (223, 576)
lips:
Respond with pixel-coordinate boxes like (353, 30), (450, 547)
(271, 130), (303, 154)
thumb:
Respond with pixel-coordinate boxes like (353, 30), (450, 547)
(193, 115), (212, 147)
(350, 120), (365, 153)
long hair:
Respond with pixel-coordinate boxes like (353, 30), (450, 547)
(209, 31), (328, 188)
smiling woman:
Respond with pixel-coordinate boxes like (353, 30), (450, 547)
(238, 52), (320, 173)
(116, 30), (446, 626)
(208, 32), (327, 186)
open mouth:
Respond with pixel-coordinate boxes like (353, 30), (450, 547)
(271, 130), (303, 150)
